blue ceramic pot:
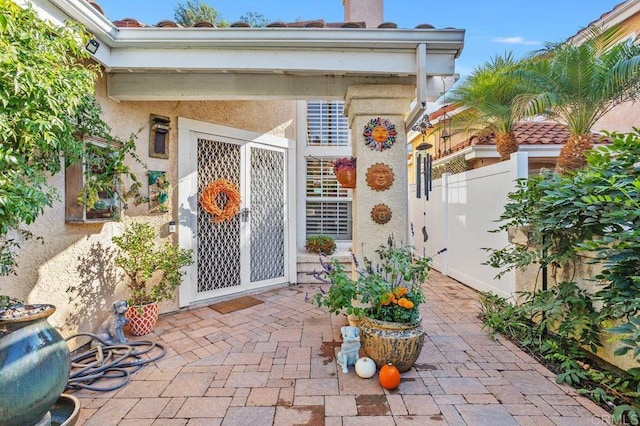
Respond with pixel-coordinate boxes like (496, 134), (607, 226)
(0, 304), (71, 426)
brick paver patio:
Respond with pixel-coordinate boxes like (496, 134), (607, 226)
(73, 271), (611, 425)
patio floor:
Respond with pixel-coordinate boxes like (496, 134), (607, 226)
(73, 271), (611, 425)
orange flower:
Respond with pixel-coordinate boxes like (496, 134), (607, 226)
(380, 292), (396, 306)
(397, 298), (414, 309)
(393, 287), (408, 298)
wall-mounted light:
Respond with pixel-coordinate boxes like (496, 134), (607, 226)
(149, 114), (171, 159)
(168, 220), (176, 233)
(85, 39), (100, 54)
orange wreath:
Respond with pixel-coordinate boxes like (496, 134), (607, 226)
(200, 179), (241, 223)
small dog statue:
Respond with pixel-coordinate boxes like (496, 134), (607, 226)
(94, 300), (129, 345)
(336, 326), (361, 373)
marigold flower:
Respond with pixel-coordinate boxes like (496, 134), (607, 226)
(393, 287), (408, 298)
(398, 298), (414, 309)
(380, 292), (396, 306)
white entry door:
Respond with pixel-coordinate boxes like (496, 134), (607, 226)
(178, 119), (292, 305)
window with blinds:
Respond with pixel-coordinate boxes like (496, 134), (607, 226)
(307, 101), (349, 146)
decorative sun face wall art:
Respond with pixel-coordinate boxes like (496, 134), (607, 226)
(363, 117), (397, 151)
(371, 203), (392, 225)
(366, 163), (394, 191)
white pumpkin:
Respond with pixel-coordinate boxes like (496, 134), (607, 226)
(355, 357), (376, 379)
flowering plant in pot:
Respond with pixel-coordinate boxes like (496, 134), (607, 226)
(313, 243), (432, 371)
(333, 157), (356, 188)
(112, 221), (193, 335)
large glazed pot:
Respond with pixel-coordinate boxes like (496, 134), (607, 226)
(0, 304), (71, 426)
(126, 302), (159, 336)
(359, 316), (425, 373)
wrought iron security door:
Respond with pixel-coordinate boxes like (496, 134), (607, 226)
(196, 137), (287, 301)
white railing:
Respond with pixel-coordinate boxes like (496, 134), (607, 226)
(409, 152), (529, 298)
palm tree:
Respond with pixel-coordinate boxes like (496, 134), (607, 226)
(515, 26), (640, 173)
(448, 53), (528, 161)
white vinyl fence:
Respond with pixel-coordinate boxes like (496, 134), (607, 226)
(409, 152), (529, 298)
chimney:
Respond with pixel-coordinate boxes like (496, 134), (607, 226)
(343, 0), (383, 28)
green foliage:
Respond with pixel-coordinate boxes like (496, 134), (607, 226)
(488, 130), (640, 321)
(174, 0), (228, 27)
(313, 244), (431, 324)
(514, 26), (640, 135)
(0, 0), (121, 274)
(305, 235), (336, 255)
(112, 222), (194, 305)
(449, 52), (529, 135)
(77, 135), (146, 212)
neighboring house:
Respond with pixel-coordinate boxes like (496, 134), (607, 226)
(573, 0), (640, 133)
(2, 0), (464, 339)
(408, 0), (640, 181)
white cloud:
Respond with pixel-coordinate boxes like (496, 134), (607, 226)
(492, 36), (541, 45)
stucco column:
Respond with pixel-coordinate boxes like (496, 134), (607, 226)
(344, 84), (415, 260)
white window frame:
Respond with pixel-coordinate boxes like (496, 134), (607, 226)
(296, 101), (352, 250)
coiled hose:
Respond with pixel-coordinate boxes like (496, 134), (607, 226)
(65, 333), (166, 392)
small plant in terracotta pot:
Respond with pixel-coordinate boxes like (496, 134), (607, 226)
(333, 157), (357, 188)
(112, 221), (193, 335)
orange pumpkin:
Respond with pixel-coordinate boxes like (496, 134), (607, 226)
(378, 363), (401, 390)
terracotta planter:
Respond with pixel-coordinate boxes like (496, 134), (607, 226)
(0, 304), (71, 426)
(335, 167), (356, 188)
(126, 302), (159, 336)
(359, 316), (425, 373)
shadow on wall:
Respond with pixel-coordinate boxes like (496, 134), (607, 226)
(65, 240), (120, 348)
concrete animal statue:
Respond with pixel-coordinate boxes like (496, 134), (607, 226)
(336, 326), (361, 373)
(94, 300), (129, 345)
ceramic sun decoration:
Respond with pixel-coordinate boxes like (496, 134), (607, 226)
(363, 117), (397, 151)
(366, 163), (394, 191)
(371, 203), (392, 224)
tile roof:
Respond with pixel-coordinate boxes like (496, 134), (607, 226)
(89, 1), (438, 30)
(436, 122), (610, 159)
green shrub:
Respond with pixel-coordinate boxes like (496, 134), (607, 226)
(305, 235), (336, 255)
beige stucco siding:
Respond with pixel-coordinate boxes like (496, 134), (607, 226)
(0, 73), (296, 346)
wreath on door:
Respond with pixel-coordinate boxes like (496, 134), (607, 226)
(200, 179), (241, 223)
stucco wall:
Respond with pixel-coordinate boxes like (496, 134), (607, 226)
(0, 73), (296, 346)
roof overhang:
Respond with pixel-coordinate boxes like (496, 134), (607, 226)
(43, 0), (465, 107)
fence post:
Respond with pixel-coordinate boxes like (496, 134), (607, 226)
(509, 151), (529, 180)
(441, 172), (451, 276)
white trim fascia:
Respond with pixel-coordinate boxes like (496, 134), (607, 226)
(105, 28), (465, 51)
(46, 0), (464, 72)
(568, 0), (640, 45)
(49, 0), (118, 41)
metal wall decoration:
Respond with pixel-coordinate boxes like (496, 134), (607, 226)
(148, 170), (170, 213)
(363, 117), (397, 151)
(371, 203), (392, 224)
(366, 163), (394, 191)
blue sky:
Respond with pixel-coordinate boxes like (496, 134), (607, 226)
(99, 0), (622, 78)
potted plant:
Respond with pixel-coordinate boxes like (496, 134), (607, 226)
(305, 235), (336, 255)
(112, 222), (194, 336)
(333, 157), (357, 188)
(313, 243), (432, 372)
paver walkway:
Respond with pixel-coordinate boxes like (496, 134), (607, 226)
(73, 271), (611, 425)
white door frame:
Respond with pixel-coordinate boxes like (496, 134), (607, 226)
(177, 117), (297, 307)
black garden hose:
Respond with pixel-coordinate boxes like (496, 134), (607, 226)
(64, 333), (166, 392)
